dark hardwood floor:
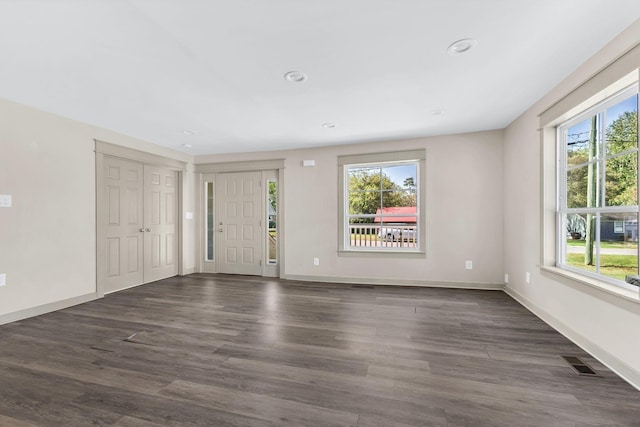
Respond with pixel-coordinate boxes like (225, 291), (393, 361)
(1, 274), (639, 426)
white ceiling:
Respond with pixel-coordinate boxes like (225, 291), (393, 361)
(0, 1), (639, 156)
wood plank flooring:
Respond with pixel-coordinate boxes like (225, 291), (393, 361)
(1, 274), (639, 426)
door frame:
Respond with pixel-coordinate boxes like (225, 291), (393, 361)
(95, 140), (187, 297)
(195, 159), (285, 278)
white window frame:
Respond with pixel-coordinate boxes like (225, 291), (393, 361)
(556, 84), (639, 291)
(338, 149), (426, 257)
(614, 221), (625, 234)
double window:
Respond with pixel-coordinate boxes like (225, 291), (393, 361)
(558, 85), (639, 289)
(338, 150), (425, 254)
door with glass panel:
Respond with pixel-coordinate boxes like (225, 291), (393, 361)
(202, 170), (279, 276)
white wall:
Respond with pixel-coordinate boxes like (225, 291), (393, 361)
(2, 15), (638, 390)
(197, 130), (505, 287)
(503, 21), (640, 387)
(0, 98), (194, 320)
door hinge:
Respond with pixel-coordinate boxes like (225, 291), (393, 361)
(259, 260), (262, 266)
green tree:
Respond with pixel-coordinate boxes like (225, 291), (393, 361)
(577, 110), (637, 265)
(268, 180), (277, 229)
(268, 180), (277, 211)
(403, 176), (417, 207)
(403, 177), (415, 188)
(605, 110), (638, 206)
(566, 147), (589, 209)
(566, 112), (637, 210)
(348, 169), (405, 223)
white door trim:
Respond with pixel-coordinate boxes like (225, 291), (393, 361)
(96, 140), (187, 170)
(195, 161), (284, 278)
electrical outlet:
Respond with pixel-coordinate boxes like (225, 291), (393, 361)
(0, 195), (11, 208)
(313, 258), (319, 266)
(465, 260), (473, 270)
(525, 272), (531, 284)
(504, 274), (509, 284)
(0, 274), (6, 286)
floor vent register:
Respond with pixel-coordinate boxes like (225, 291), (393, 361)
(561, 356), (601, 377)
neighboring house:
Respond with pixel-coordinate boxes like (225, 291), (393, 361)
(601, 219), (638, 242)
(374, 206), (417, 241)
(373, 206), (417, 224)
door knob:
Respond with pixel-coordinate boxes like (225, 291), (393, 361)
(218, 228), (224, 232)
(139, 228), (145, 232)
(145, 228), (151, 232)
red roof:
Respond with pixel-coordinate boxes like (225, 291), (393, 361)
(374, 206), (417, 223)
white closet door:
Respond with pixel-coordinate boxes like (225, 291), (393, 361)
(99, 158), (178, 293)
(143, 165), (178, 283)
(102, 157), (144, 293)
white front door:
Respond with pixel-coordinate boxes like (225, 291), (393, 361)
(216, 171), (263, 275)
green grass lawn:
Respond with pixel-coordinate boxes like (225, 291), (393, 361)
(566, 253), (638, 280)
(566, 239), (638, 249)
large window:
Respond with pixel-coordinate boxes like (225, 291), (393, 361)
(338, 150), (425, 254)
(558, 85), (639, 289)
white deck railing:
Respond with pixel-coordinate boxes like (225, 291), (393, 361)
(348, 224), (417, 248)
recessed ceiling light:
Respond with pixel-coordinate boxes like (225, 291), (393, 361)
(447, 38), (477, 55)
(284, 71), (307, 83)
(181, 143), (192, 148)
(182, 129), (198, 135)
(322, 123), (336, 128)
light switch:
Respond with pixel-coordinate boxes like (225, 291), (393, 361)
(185, 212), (193, 220)
(0, 194), (12, 207)
(0, 274), (6, 286)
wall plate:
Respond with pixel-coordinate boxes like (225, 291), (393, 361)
(0, 195), (12, 207)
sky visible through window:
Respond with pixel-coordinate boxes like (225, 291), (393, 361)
(383, 164), (417, 187)
(567, 94), (637, 144)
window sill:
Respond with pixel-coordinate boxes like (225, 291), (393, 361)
(539, 265), (640, 304)
(338, 249), (425, 259)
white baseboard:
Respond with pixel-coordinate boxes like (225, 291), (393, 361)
(504, 286), (640, 391)
(283, 274), (503, 290)
(0, 292), (98, 326)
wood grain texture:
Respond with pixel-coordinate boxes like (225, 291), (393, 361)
(0, 273), (639, 426)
